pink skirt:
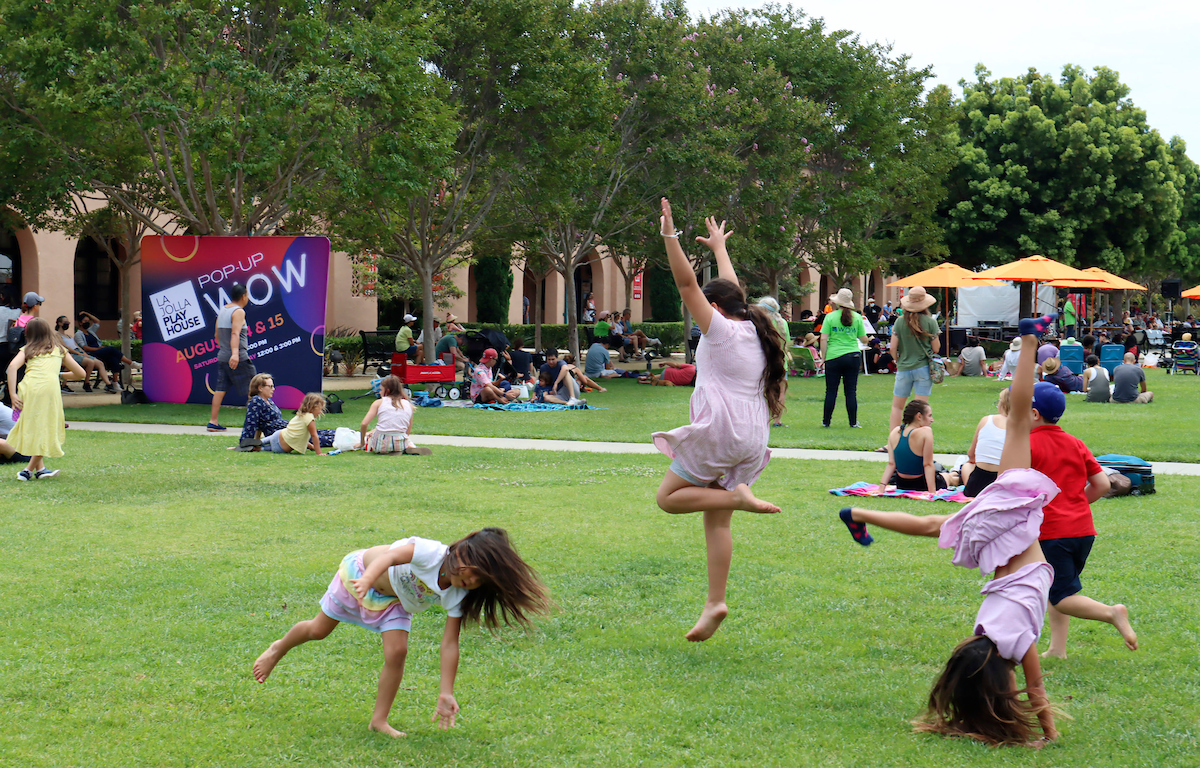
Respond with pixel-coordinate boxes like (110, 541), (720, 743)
(319, 550), (412, 633)
(938, 468), (1060, 575)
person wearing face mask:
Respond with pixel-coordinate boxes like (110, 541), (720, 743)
(74, 311), (140, 379)
(56, 316), (116, 393)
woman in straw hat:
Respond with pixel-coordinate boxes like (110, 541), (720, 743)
(887, 286), (940, 436)
(820, 288), (869, 429)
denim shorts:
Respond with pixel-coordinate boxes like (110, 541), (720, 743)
(894, 365), (932, 398)
(265, 431), (288, 453)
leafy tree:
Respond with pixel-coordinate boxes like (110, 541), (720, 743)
(944, 65), (1186, 278)
(473, 244), (514, 324)
(334, 0), (593, 359)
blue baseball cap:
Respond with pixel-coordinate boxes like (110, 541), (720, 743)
(1032, 382), (1066, 423)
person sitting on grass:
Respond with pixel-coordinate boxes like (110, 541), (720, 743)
(357, 375), (431, 455)
(237, 373), (335, 451)
(1041, 357), (1082, 393)
(261, 392), (326, 455)
(502, 337), (534, 383)
(584, 335), (622, 383)
(960, 388), (1009, 498)
(881, 400), (956, 493)
(1082, 354), (1110, 403)
(559, 352), (605, 393)
(835, 313), (1061, 747)
(539, 349), (584, 405)
(252, 528), (551, 738)
(532, 369), (568, 404)
(948, 337), (986, 377)
(1110, 353), (1153, 403)
(472, 349), (519, 405)
(636, 358), (697, 386)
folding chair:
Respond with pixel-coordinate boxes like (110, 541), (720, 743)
(1170, 341), (1198, 375)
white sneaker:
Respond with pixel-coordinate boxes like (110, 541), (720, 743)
(567, 397), (586, 407)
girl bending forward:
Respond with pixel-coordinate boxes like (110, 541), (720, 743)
(652, 198), (787, 642)
(253, 528), (550, 737)
(838, 315), (1062, 746)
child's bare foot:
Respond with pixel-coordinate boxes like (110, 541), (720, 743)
(1041, 648), (1067, 660)
(369, 720), (407, 738)
(685, 601), (729, 642)
(1111, 604), (1138, 650)
(253, 642), (284, 683)
(731, 483), (780, 513)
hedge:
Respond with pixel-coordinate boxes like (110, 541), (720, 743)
(101, 339), (142, 362)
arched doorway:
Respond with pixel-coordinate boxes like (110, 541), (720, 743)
(0, 227), (20, 309)
(574, 253), (594, 323)
(74, 237), (120, 321)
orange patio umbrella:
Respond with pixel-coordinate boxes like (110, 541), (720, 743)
(1048, 267), (1146, 333)
(888, 263), (1004, 351)
(973, 255), (1107, 323)
(1182, 284), (1200, 300)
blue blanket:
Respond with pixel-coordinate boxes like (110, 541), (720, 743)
(470, 402), (600, 411)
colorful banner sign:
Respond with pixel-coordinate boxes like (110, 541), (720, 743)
(632, 270), (643, 300)
(140, 236), (330, 410)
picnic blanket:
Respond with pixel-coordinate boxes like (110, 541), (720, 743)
(829, 481), (970, 503)
(470, 402), (602, 411)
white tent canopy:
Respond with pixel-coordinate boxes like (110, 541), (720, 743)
(955, 284), (1057, 326)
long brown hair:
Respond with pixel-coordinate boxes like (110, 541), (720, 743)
(22, 317), (65, 359)
(701, 278), (787, 418)
(445, 528), (552, 631)
(906, 307), (935, 340)
(840, 306), (853, 327)
(913, 635), (1048, 746)
(378, 375), (408, 409)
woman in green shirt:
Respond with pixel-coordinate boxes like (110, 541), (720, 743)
(888, 286), (940, 434)
(820, 288), (869, 428)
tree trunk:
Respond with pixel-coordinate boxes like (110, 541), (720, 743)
(563, 250), (580, 359)
(769, 271), (780, 300)
(624, 266), (633, 312)
(533, 274), (544, 351)
(119, 259), (133, 388)
(419, 263), (436, 364)
(682, 304), (694, 364)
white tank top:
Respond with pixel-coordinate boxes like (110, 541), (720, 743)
(975, 415), (1006, 466)
(376, 396), (413, 433)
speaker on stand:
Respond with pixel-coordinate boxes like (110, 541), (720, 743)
(1163, 279), (1182, 322)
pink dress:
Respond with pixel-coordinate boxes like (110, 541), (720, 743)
(974, 562), (1053, 662)
(653, 310), (770, 489)
(938, 468), (1059, 575)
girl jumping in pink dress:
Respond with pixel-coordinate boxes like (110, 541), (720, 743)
(653, 198), (787, 642)
(836, 315), (1062, 746)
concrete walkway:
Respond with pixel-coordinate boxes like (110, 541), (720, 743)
(64, 421), (1200, 476)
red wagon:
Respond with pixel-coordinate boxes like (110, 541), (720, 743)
(391, 353), (464, 399)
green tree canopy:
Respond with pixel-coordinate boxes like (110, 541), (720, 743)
(944, 65), (1191, 279)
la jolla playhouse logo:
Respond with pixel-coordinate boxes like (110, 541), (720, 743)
(152, 281), (206, 341)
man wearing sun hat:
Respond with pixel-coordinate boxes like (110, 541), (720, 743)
(886, 286), (940, 434)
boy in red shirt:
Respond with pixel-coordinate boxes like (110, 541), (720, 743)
(1029, 364), (1138, 658)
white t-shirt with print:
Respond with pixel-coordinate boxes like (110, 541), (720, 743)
(387, 536), (467, 618)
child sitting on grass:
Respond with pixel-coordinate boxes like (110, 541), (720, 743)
(262, 392), (326, 454)
(357, 375), (430, 455)
(253, 528), (551, 737)
(836, 314), (1064, 747)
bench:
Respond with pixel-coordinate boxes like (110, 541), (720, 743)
(359, 330), (397, 376)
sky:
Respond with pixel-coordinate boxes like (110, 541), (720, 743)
(687, 0), (1200, 152)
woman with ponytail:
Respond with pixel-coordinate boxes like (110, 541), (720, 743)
(819, 288), (869, 428)
(887, 286), (941, 438)
(651, 198), (787, 643)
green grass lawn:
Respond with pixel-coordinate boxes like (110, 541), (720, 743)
(2, 434), (1197, 766)
(67, 367), (1200, 461)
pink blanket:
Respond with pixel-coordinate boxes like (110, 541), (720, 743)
(829, 481), (969, 503)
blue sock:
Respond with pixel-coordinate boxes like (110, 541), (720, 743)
(839, 507), (873, 546)
(1018, 313), (1058, 338)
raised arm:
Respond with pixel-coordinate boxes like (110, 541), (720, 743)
(696, 215), (738, 286)
(433, 616), (462, 730)
(660, 197), (713, 333)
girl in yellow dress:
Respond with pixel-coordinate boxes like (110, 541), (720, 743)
(5, 317), (86, 480)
